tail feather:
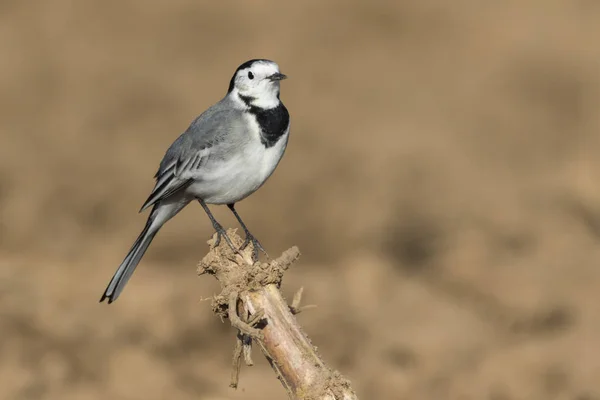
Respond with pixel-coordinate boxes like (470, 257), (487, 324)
(100, 216), (158, 304)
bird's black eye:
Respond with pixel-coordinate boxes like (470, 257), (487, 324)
(248, 71), (254, 80)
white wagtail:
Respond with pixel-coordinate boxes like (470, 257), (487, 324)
(100, 59), (289, 304)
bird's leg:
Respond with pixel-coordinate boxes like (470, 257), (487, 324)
(198, 200), (239, 254)
(227, 203), (268, 262)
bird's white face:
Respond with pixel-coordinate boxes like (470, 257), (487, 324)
(229, 60), (287, 109)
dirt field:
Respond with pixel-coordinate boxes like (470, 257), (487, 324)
(1, 1), (599, 399)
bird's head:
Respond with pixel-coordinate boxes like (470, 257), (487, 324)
(228, 59), (287, 109)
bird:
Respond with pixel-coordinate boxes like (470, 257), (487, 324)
(100, 59), (290, 304)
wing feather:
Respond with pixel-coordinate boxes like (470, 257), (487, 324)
(139, 104), (245, 212)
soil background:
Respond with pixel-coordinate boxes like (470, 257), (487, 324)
(1, 1), (599, 399)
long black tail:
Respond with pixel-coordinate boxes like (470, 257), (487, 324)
(100, 215), (158, 304)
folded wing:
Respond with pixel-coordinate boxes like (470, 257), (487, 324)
(139, 105), (245, 212)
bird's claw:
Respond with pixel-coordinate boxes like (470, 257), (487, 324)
(240, 234), (268, 262)
(213, 225), (241, 257)
(214, 231), (222, 247)
(212, 222), (267, 263)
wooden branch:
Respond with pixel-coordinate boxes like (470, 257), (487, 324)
(197, 229), (359, 400)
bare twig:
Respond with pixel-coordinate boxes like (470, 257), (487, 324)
(230, 334), (243, 389)
(242, 335), (253, 366)
(290, 287), (317, 315)
(198, 229), (359, 400)
(228, 291), (263, 339)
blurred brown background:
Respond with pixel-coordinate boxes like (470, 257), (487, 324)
(1, 1), (599, 399)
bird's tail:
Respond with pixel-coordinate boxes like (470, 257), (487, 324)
(100, 212), (158, 304)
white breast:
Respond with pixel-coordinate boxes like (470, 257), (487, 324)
(187, 113), (289, 204)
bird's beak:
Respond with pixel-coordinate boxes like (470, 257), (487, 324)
(268, 72), (287, 81)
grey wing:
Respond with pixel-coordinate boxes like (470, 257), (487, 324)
(139, 105), (244, 212)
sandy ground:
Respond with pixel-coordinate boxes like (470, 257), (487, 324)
(1, 1), (600, 399)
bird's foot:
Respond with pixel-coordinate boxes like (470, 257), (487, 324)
(213, 224), (240, 256)
(240, 232), (268, 262)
